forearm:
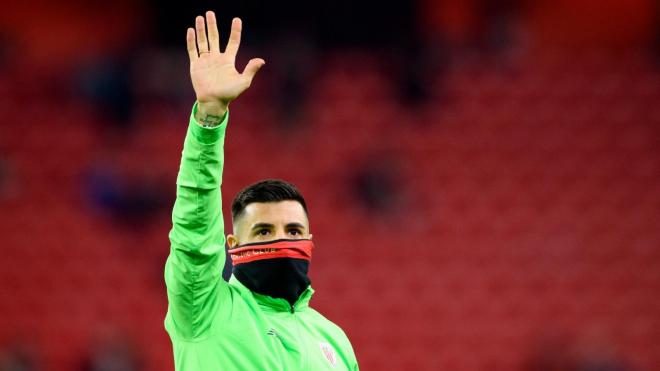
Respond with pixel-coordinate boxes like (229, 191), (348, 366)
(169, 101), (229, 255)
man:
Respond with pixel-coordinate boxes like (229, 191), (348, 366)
(164, 11), (359, 370)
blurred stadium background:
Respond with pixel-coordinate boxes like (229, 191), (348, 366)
(0, 0), (659, 370)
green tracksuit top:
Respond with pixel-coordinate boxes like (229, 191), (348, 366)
(164, 103), (359, 371)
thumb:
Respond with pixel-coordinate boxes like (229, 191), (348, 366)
(242, 58), (265, 82)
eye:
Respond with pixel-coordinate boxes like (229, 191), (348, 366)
(288, 229), (301, 236)
(256, 229), (270, 236)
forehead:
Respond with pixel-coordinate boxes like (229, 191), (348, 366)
(237, 200), (308, 227)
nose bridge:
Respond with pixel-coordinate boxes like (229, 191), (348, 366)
(274, 222), (287, 240)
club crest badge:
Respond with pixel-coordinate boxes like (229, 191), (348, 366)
(319, 342), (337, 367)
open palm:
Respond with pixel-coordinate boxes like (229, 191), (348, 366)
(187, 12), (265, 107)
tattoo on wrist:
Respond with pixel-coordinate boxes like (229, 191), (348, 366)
(199, 114), (223, 128)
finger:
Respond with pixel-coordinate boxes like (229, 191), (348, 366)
(195, 15), (209, 53)
(225, 17), (242, 59)
(242, 58), (266, 83)
(186, 28), (198, 61)
(206, 11), (220, 52)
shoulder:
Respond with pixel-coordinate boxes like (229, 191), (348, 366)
(304, 307), (353, 342)
(225, 279), (258, 312)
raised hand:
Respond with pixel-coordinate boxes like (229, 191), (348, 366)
(187, 11), (265, 125)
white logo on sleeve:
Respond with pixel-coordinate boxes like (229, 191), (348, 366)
(319, 342), (337, 367)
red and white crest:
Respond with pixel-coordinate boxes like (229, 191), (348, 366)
(319, 342), (337, 367)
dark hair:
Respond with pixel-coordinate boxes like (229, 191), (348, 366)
(231, 179), (308, 222)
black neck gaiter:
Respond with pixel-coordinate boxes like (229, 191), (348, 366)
(229, 239), (313, 306)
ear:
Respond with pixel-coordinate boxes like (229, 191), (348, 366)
(309, 233), (313, 241)
(227, 234), (239, 248)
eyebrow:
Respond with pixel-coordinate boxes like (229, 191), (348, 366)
(250, 222), (306, 230)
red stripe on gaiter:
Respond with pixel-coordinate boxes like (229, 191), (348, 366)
(228, 239), (314, 265)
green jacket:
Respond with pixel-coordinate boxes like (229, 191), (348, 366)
(164, 103), (359, 370)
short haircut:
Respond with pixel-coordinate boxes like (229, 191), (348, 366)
(231, 179), (308, 223)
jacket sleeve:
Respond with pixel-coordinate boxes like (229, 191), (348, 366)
(164, 102), (231, 341)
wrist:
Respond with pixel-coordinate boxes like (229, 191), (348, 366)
(195, 101), (228, 127)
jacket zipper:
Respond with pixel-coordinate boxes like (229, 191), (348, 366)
(291, 309), (310, 370)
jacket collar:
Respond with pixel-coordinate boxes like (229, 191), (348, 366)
(229, 275), (314, 313)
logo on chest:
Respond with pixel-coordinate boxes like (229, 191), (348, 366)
(319, 342), (337, 367)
